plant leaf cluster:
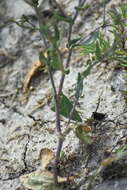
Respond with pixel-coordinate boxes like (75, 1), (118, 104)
(75, 124), (93, 144)
(20, 148), (74, 190)
(68, 4), (127, 68)
(101, 144), (127, 167)
(51, 93), (82, 122)
(17, 1), (127, 188)
(109, 4), (127, 65)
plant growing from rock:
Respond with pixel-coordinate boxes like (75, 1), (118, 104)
(20, 1), (127, 189)
(19, 0), (94, 189)
(77, 3), (127, 67)
(2, 0), (127, 189)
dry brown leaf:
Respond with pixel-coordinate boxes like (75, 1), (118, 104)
(101, 156), (118, 167)
(39, 148), (54, 170)
(20, 60), (46, 104)
(23, 61), (42, 94)
(20, 148), (74, 190)
(58, 175), (74, 183)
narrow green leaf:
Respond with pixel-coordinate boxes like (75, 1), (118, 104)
(68, 37), (81, 48)
(82, 64), (92, 78)
(47, 48), (65, 73)
(95, 40), (101, 60)
(32, 0), (39, 6)
(82, 31), (99, 45)
(40, 25), (55, 44)
(51, 94), (82, 122)
(115, 49), (127, 55)
(54, 14), (73, 23)
(60, 151), (66, 161)
(39, 51), (48, 65)
(99, 33), (110, 52)
(75, 73), (83, 99)
(80, 43), (96, 54)
(109, 7), (121, 25)
(75, 3), (91, 11)
(53, 188), (61, 190)
(54, 25), (60, 42)
(116, 145), (127, 159)
(25, 0), (39, 7)
(121, 63), (127, 67)
(120, 4), (127, 18)
(110, 54), (127, 64)
(105, 40), (117, 57)
(82, 60), (99, 79)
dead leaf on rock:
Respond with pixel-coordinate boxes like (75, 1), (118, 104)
(23, 60), (42, 94)
(39, 148), (54, 170)
(20, 169), (74, 190)
(20, 60), (46, 104)
(20, 148), (74, 190)
(58, 175), (74, 183)
(101, 156), (118, 167)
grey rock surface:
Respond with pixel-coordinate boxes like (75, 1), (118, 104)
(93, 179), (127, 190)
(0, 0), (127, 190)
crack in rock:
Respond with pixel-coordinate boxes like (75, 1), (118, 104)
(22, 133), (30, 170)
(0, 128), (34, 182)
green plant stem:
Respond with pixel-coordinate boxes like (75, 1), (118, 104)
(53, 1), (87, 186)
(24, 0), (86, 187)
(58, 0), (86, 97)
(34, 6), (57, 97)
(34, 3), (61, 168)
(54, 137), (63, 185)
(33, 5), (62, 186)
(103, 0), (106, 26)
(34, 8), (61, 120)
(78, 17), (127, 45)
(53, 0), (87, 186)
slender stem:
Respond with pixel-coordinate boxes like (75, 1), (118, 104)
(53, 1), (87, 186)
(58, 48), (73, 96)
(34, 6), (58, 97)
(34, 5), (62, 133)
(78, 17), (127, 45)
(33, 6), (62, 186)
(54, 138), (63, 185)
(30, 1), (86, 187)
(103, 0), (106, 26)
(58, 0), (86, 97)
(53, 0), (87, 186)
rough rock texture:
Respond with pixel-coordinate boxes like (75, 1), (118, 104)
(0, 0), (127, 190)
(93, 179), (127, 190)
